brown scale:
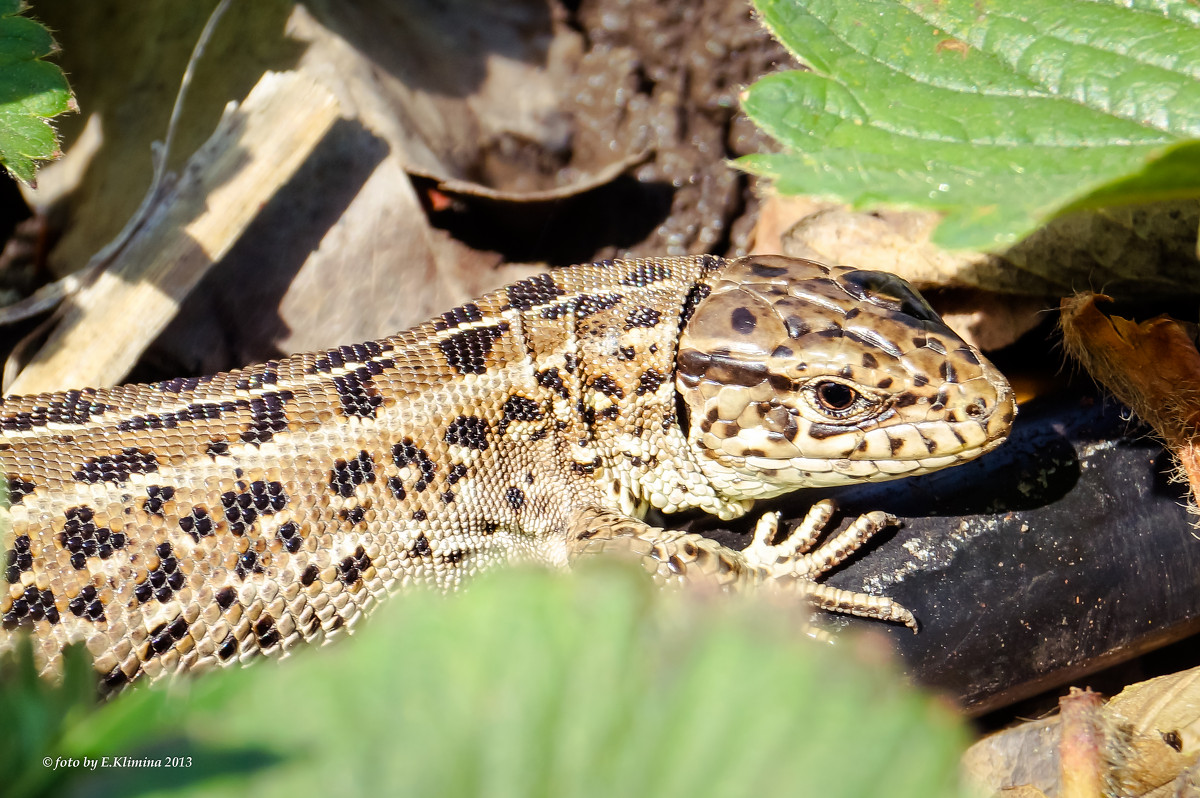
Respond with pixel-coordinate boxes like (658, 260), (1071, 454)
(0, 256), (1014, 690)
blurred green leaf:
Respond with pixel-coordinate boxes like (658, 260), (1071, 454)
(4, 564), (970, 798)
(739, 0), (1200, 250)
(0, 0), (73, 184)
(0, 639), (100, 798)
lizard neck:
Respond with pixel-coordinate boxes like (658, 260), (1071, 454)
(555, 260), (752, 522)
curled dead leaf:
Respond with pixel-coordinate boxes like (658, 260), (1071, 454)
(1060, 293), (1200, 516)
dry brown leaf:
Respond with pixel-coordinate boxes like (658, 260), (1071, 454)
(753, 196), (1046, 351)
(964, 667), (1200, 798)
(1060, 293), (1200, 512)
(752, 192), (1200, 300)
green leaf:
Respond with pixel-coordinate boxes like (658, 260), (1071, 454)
(0, 2), (73, 185)
(739, 0), (1200, 249)
(3, 564), (970, 798)
(0, 640), (102, 798)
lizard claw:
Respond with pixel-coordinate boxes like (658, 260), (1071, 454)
(743, 500), (917, 630)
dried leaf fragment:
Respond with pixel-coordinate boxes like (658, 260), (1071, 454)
(1061, 688), (1105, 798)
(1061, 293), (1200, 513)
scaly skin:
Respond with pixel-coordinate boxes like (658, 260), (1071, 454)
(0, 255), (1014, 690)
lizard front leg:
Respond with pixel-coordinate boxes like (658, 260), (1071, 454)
(743, 500), (917, 630)
(566, 503), (916, 629)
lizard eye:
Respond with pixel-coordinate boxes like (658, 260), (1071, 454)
(801, 379), (878, 422)
(815, 381), (857, 412)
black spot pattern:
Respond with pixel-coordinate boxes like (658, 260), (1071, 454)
(434, 302), (484, 331)
(499, 395), (544, 434)
(506, 273), (565, 310)
(330, 451), (376, 498)
(341, 506), (367, 524)
(4, 534), (32, 583)
(590, 375), (624, 399)
(387, 476), (406, 501)
(301, 565), (320, 586)
(7, 476), (35, 504)
(625, 307), (662, 329)
(541, 293), (624, 320)
(636, 369), (667, 396)
(312, 341), (388, 372)
(2, 585), (59, 629)
(338, 545), (372, 586)
(67, 584), (105, 622)
(621, 262), (671, 286)
(117, 400), (244, 432)
(570, 457), (601, 476)
(681, 281), (712, 324)
(134, 541), (185, 604)
(73, 447), (158, 484)
(535, 368), (568, 398)
(393, 439), (436, 491)
(218, 634), (238, 661)
(157, 376), (204, 393)
(410, 534), (432, 558)
(334, 370), (383, 418)
(235, 550), (263, 580)
(58, 506), (126, 570)
(438, 323), (510, 375)
(143, 485), (175, 515)
(216, 586), (237, 609)
(255, 615), (281, 649)
(241, 392), (293, 445)
(444, 416), (490, 450)
(447, 464), (468, 484)
(731, 307), (757, 334)
(179, 506), (214, 542)
(750, 262), (789, 278)
(206, 440), (230, 457)
(785, 316), (812, 338)
(146, 616), (190, 656)
(221, 481), (288, 535)
(505, 486), (525, 510)
(0, 389), (108, 431)
(277, 521), (303, 552)
(234, 364), (279, 390)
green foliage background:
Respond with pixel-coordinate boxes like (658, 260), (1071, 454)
(1, 564), (970, 798)
(740, 0), (1200, 249)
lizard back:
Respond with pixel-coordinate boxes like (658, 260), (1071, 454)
(0, 256), (721, 687)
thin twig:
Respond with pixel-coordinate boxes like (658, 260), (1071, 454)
(1, 0), (235, 385)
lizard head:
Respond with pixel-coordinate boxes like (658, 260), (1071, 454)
(675, 255), (1015, 500)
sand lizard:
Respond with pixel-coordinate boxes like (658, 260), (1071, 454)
(0, 255), (1014, 690)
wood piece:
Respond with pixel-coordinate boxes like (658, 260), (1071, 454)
(8, 70), (340, 395)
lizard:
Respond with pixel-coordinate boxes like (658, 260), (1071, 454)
(0, 255), (1014, 691)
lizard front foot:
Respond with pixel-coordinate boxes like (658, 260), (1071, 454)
(743, 500), (918, 631)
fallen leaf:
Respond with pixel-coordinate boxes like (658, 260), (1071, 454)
(1060, 293), (1200, 512)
